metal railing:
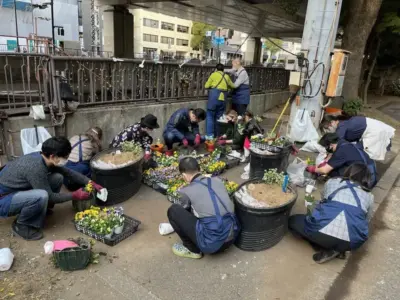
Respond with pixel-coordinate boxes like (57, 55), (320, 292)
(0, 53), (289, 112)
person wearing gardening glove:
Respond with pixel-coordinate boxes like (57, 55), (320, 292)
(205, 63), (235, 139)
(167, 157), (240, 259)
(306, 133), (377, 189)
(0, 137), (99, 241)
(163, 108), (206, 156)
(110, 114), (160, 155)
(218, 110), (245, 151)
(65, 126), (103, 190)
(289, 163), (374, 264)
(320, 115), (395, 161)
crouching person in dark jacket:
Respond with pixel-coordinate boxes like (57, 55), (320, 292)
(167, 157), (240, 259)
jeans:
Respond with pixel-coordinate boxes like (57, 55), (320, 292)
(47, 173), (63, 208)
(8, 190), (48, 228)
(232, 104), (248, 116)
(7, 172), (64, 229)
(206, 101), (225, 138)
(289, 215), (351, 253)
(167, 204), (233, 254)
(163, 132), (205, 150)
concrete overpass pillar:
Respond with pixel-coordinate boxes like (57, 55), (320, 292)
(252, 37), (263, 65)
(244, 37), (263, 65)
(102, 6), (134, 58)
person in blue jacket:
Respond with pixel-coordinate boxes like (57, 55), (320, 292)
(163, 108), (206, 156)
(289, 163), (374, 264)
(321, 115), (366, 142)
(307, 133), (377, 189)
(204, 63), (235, 139)
(226, 58), (250, 116)
(167, 157), (240, 259)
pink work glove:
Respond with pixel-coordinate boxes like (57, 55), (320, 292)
(218, 139), (227, 146)
(72, 189), (91, 201)
(317, 160), (327, 168)
(91, 181), (103, 192)
(194, 134), (201, 146)
(306, 166), (317, 174)
(291, 144), (299, 155)
(182, 139), (189, 147)
(144, 152), (151, 161)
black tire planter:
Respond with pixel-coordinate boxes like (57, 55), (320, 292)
(90, 148), (144, 206)
(234, 179), (297, 251)
(249, 145), (291, 179)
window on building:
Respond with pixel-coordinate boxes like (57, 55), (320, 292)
(143, 34), (158, 43)
(143, 18), (159, 28)
(143, 47), (158, 58)
(161, 36), (174, 45)
(176, 39), (189, 46)
(177, 25), (189, 33)
(161, 22), (174, 31)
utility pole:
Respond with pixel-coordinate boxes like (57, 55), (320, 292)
(51, 0), (55, 53)
(217, 28), (221, 63)
(13, 0), (20, 52)
(289, 0), (343, 129)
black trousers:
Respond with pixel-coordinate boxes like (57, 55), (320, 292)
(232, 104), (248, 116)
(167, 204), (233, 254)
(289, 215), (351, 253)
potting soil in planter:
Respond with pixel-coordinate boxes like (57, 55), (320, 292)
(245, 183), (293, 208)
(92, 151), (142, 170)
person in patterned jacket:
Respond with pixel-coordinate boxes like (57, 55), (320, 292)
(110, 114), (160, 160)
(289, 163), (374, 264)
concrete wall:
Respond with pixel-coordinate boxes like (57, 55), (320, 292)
(3, 91), (288, 158)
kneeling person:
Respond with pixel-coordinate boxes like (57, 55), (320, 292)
(0, 137), (102, 241)
(167, 157), (240, 259)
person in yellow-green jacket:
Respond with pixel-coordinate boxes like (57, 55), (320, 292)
(205, 63), (235, 139)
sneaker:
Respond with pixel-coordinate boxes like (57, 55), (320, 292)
(313, 250), (339, 264)
(172, 243), (203, 259)
(12, 221), (43, 241)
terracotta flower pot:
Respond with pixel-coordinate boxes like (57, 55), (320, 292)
(205, 141), (215, 153)
(150, 144), (164, 153)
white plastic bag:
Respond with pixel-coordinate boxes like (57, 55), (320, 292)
(0, 248), (14, 271)
(159, 223), (174, 236)
(300, 141), (326, 154)
(20, 127), (52, 155)
(316, 152), (327, 167)
(287, 158), (307, 187)
(29, 105), (45, 120)
(289, 109), (320, 142)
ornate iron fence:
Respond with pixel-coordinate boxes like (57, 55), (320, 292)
(0, 53), (289, 111)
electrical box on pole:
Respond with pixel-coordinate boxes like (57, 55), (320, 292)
(325, 49), (351, 97)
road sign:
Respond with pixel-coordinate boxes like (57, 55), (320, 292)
(212, 37), (225, 46)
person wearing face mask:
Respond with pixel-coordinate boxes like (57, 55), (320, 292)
(0, 137), (102, 241)
(167, 157), (240, 259)
(217, 110), (245, 150)
(306, 133), (377, 189)
(110, 114), (160, 161)
(320, 115), (395, 161)
(65, 127), (103, 182)
(163, 108), (206, 156)
(204, 63), (235, 139)
(225, 58), (250, 116)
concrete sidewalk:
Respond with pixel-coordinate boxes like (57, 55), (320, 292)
(1, 100), (399, 300)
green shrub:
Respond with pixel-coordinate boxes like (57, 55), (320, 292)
(343, 98), (363, 116)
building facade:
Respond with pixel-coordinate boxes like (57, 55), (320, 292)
(0, 0), (80, 52)
(132, 9), (199, 60)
